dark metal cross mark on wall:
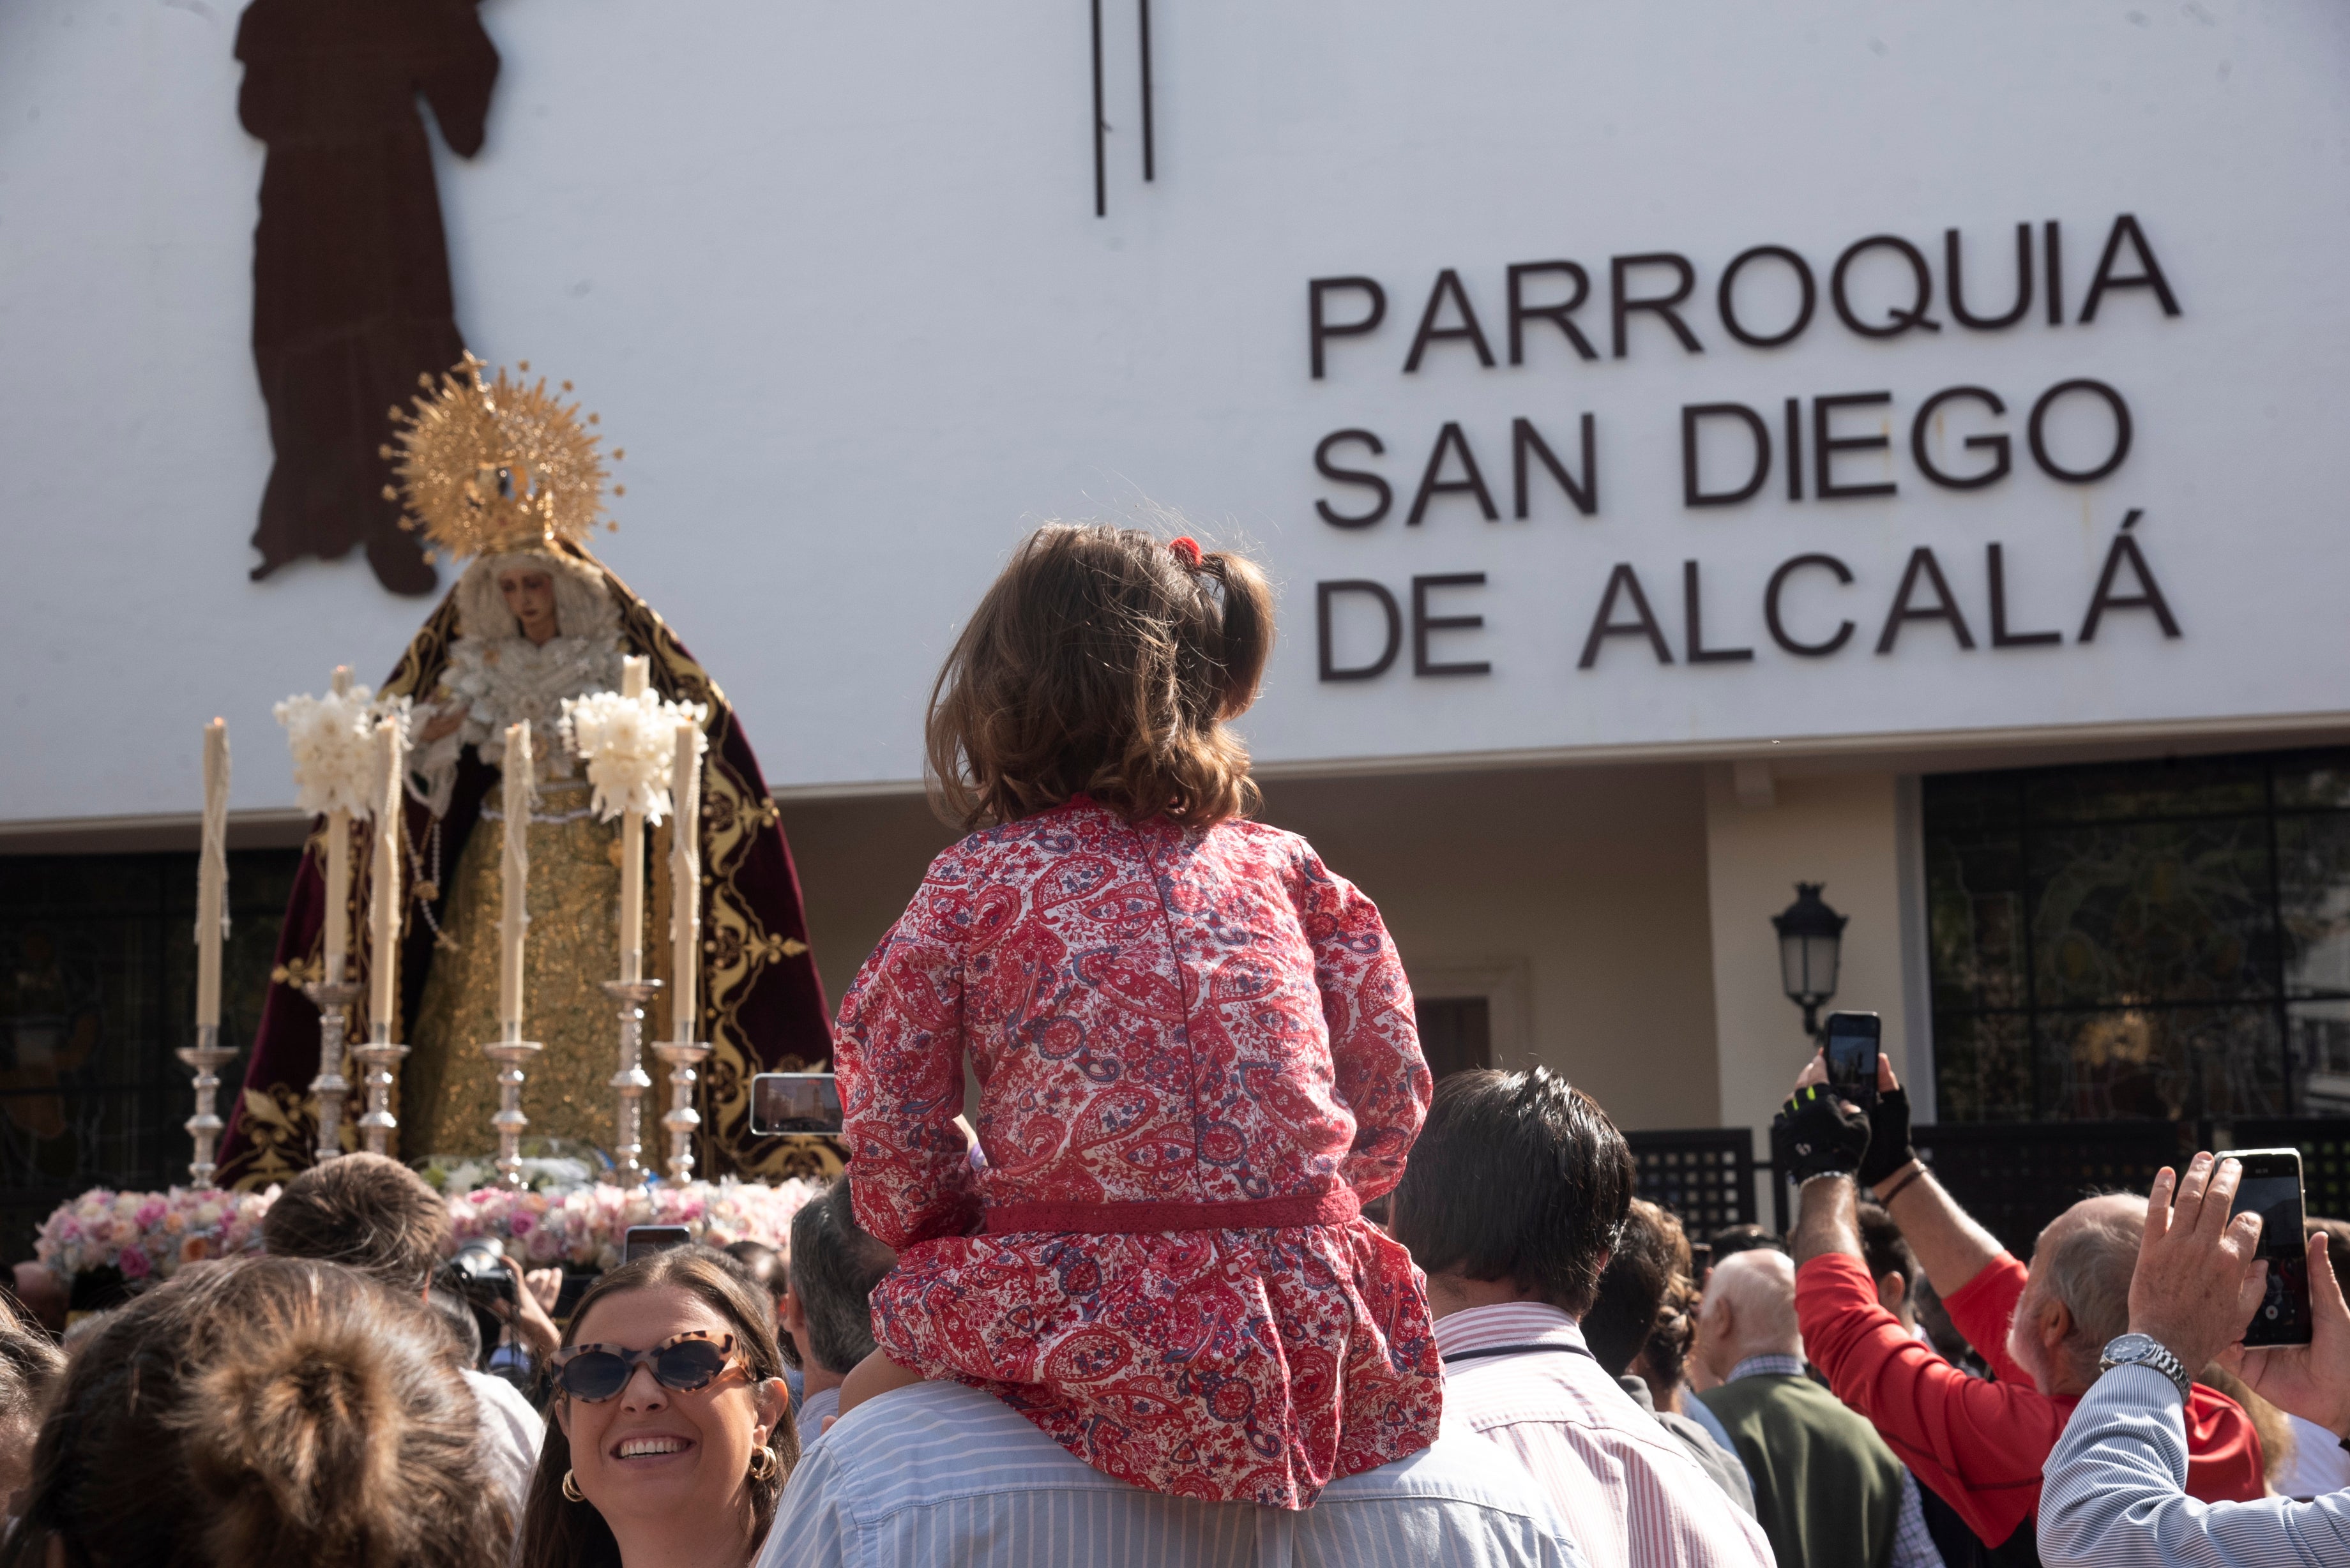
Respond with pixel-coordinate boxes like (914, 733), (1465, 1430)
(1091, 0), (1156, 216)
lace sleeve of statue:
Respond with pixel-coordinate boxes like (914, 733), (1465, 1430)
(407, 674), (473, 818)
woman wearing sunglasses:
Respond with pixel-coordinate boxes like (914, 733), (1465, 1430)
(517, 1248), (797, 1568)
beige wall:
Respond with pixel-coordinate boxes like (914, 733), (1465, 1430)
(778, 761), (1726, 1131)
(1256, 763), (1721, 1132)
(773, 792), (962, 1018)
(1703, 767), (1913, 1177)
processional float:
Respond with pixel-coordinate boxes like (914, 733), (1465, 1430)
(180, 363), (718, 1189)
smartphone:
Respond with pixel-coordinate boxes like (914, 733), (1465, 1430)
(1822, 1011), (1882, 1106)
(622, 1225), (694, 1263)
(750, 1071), (844, 1136)
(2228, 1148), (2312, 1347)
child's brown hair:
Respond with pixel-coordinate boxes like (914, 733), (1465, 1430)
(927, 524), (1275, 831)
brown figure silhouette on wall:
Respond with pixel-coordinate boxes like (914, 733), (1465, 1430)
(237, 0), (499, 596)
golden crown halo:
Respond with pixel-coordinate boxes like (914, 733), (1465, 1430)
(379, 354), (627, 562)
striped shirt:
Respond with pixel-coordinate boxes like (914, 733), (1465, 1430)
(755, 1378), (1589, 1568)
(2038, 1361), (2350, 1566)
(1436, 1303), (1775, 1568)
(1722, 1356), (1943, 1568)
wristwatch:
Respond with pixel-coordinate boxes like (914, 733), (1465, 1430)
(2099, 1333), (2192, 1401)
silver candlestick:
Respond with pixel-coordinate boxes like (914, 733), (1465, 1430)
(651, 1037), (712, 1183)
(601, 978), (662, 1184)
(480, 1027), (545, 1191)
(302, 979), (361, 1163)
(351, 1020), (410, 1157)
(178, 1023), (239, 1188)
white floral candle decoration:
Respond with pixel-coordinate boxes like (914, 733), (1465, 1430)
(276, 666), (375, 986)
(558, 661), (708, 987)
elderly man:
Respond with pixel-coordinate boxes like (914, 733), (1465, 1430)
(2037, 1152), (2350, 1562)
(1781, 1055), (2264, 1561)
(1390, 1067), (1775, 1568)
(1694, 1248), (1917, 1568)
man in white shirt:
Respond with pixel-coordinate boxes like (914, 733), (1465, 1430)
(260, 1154), (547, 1518)
(759, 1378), (1586, 1568)
(1388, 1067), (1775, 1568)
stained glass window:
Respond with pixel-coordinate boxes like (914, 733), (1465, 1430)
(1926, 750), (2350, 1122)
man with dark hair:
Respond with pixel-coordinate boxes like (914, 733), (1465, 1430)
(783, 1179), (898, 1445)
(1782, 1054), (2264, 1564)
(1856, 1202), (1917, 1320)
(260, 1153), (547, 1512)
(1392, 1067), (1773, 1568)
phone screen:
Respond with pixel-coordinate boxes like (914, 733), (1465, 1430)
(2234, 1174), (2305, 1255)
(750, 1072), (843, 1136)
(1823, 1013), (1881, 1099)
(2229, 1151), (2312, 1347)
(622, 1225), (694, 1263)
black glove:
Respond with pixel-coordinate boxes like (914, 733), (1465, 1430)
(1775, 1084), (1872, 1182)
(1857, 1084), (1916, 1189)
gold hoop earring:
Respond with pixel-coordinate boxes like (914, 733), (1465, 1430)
(562, 1470), (586, 1503)
(747, 1445), (778, 1481)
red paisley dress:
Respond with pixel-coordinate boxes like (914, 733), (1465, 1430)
(835, 797), (1443, 1509)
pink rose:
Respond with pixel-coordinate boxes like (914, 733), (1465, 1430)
(508, 1213), (535, 1238)
(118, 1246), (151, 1280)
(134, 1200), (166, 1228)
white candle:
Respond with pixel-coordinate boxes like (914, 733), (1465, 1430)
(321, 666), (354, 986)
(195, 719), (230, 1030)
(669, 716), (702, 1040)
(618, 657), (649, 985)
(368, 718), (405, 1030)
(499, 721), (533, 1030)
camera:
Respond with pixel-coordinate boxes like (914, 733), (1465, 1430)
(437, 1237), (517, 1311)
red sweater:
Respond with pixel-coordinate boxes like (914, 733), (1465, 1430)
(1796, 1251), (2264, 1548)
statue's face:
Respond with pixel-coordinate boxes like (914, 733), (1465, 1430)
(499, 568), (558, 644)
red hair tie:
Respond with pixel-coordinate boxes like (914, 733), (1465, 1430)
(1168, 536), (1204, 568)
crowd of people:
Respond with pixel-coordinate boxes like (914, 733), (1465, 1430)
(4, 525), (2347, 1565)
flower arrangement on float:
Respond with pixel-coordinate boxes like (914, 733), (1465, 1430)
(34, 1186), (279, 1286)
(444, 1176), (821, 1271)
(34, 1177), (822, 1298)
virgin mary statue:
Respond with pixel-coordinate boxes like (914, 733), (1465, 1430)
(218, 359), (835, 1187)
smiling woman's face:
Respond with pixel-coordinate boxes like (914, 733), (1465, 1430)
(556, 1285), (781, 1544)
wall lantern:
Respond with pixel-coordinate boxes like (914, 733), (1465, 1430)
(1771, 882), (1847, 1039)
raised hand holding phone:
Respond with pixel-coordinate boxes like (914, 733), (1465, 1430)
(2227, 1149), (2314, 1347)
(2226, 1230), (2350, 1441)
(2128, 1155), (2271, 1379)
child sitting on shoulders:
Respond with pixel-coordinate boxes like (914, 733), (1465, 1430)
(829, 524), (1441, 1509)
